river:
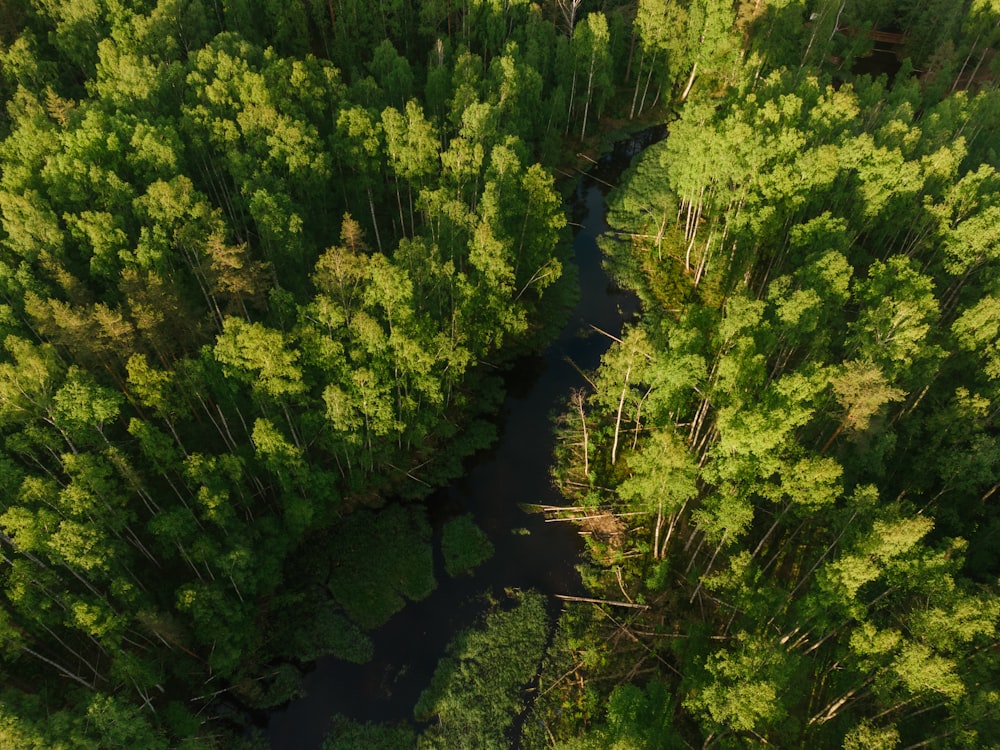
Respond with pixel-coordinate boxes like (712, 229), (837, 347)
(267, 127), (663, 749)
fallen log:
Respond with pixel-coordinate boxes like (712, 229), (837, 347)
(554, 594), (650, 610)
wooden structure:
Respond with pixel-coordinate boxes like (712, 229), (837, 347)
(870, 30), (907, 46)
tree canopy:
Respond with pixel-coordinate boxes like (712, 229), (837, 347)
(533, 3), (1000, 748)
(0, 0), (998, 747)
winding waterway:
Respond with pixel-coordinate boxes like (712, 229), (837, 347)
(267, 128), (663, 749)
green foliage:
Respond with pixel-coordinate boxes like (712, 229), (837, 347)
(415, 589), (550, 748)
(441, 513), (495, 576)
(2, 0), (999, 747)
(323, 715), (416, 750)
(543, 9), (1000, 747)
(270, 596), (374, 664)
(598, 681), (682, 748)
(685, 633), (797, 735)
(843, 720), (900, 750)
(0, 0), (610, 730)
(327, 505), (436, 630)
(0, 690), (172, 750)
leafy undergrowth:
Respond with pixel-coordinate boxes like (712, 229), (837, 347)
(414, 589), (550, 749)
(441, 514), (495, 577)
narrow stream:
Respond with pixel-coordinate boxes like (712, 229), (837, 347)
(267, 128), (663, 749)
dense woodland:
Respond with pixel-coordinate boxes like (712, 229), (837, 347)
(534, 2), (1000, 749)
(0, 0), (997, 748)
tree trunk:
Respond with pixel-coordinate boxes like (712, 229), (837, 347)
(572, 388), (589, 479)
(632, 386), (651, 451)
(394, 176), (406, 238)
(637, 55), (656, 117)
(949, 32), (982, 94)
(581, 49), (596, 140)
(819, 419), (845, 456)
(624, 27), (637, 83)
(659, 499), (689, 559)
(689, 531), (727, 603)
(629, 53), (644, 120)
(367, 187), (383, 252)
(807, 677), (872, 726)
(966, 46), (990, 90)
(680, 62), (698, 102)
(565, 67), (577, 135)
(22, 645), (96, 690)
(611, 363), (632, 464)
(782, 509), (860, 608)
(694, 228), (714, 287)
(408, 185), (417, 236)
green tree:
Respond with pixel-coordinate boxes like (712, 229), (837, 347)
(571, 12), (611, 140)
(381, 100), (439, 235)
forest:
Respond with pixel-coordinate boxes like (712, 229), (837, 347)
(0, 0), (997, 748)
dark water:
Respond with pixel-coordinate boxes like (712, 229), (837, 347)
(851, 48), (903, 80)
(267, 128), (664, 749)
